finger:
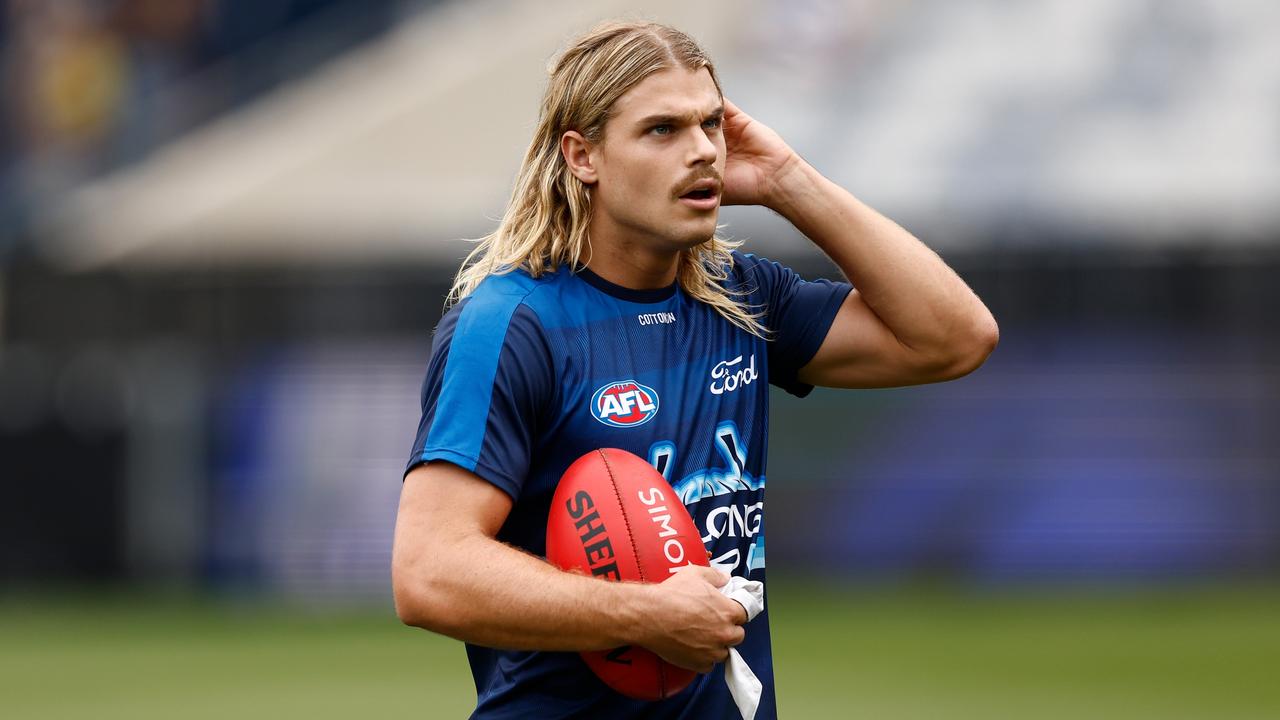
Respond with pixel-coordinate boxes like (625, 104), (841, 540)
(699, 567), (730, 587)
(728, 626), (746, 647)
(730, 598), (749, 625)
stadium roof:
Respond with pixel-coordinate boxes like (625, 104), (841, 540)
(37, 0), (744, 271)
(36, 0), (1280, 271)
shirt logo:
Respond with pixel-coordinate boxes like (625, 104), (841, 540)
(637, 312), (676, 326)
(591, 380), (660, 427)
(709, 354), (758, 395)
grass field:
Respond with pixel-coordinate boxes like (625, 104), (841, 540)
(2, 581), (1277, 719)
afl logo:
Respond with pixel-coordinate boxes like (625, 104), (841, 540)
(591, 380), (660, 428)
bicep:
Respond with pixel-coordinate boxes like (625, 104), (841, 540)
(392, 462), (519, 630)
(796, 289), (955, 389)
(394, 462), (514, 561)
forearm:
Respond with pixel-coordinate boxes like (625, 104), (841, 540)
(769, 158), (996, 354)
(394, 529), (652, 651)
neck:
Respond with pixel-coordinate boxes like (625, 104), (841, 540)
(583, 214), (681, 290)
(586, 243), (680, 290)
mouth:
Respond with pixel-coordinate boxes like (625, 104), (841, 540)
(677, 180), (721, 211)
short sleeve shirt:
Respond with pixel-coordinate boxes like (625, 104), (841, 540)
(406, 251), (852, 719)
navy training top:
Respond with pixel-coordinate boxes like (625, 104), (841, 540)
(406, 251), (852, 719)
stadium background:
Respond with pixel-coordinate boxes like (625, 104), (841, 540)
(1, 0), (1277, 717)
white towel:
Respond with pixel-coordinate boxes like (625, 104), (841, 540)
(717, 573), (765, 720)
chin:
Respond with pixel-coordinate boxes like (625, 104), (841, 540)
(669, 230), (715, 252)
(673, 220), (719, 248)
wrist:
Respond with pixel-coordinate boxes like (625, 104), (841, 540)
(763, 153), (819, 219)
(612, 581), (660, 647)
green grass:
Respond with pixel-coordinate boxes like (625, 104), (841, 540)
(0, 594), (471, 719)
(2, 582), (1278, 719)
(770, 582), (1280, 719)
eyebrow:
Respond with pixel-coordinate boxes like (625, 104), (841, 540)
(635, 106), (724, 127)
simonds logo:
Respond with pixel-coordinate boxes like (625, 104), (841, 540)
(590, 380), (659, 427)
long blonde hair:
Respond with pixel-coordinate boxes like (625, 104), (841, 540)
(447, 20), (764, 337)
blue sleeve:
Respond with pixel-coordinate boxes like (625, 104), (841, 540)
(734, 252), (853, 398)
(404, 290), (554, 501)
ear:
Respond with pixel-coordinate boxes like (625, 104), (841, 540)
(561, 131), (598, 185)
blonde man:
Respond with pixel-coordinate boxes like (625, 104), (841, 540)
(393, 21), (997, 719)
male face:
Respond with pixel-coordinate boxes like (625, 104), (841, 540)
(587, 66), (726, 253)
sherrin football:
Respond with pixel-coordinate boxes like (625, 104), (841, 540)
(546, 448), (708, 700)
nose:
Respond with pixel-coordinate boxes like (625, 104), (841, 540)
(686, 126), (718, 167)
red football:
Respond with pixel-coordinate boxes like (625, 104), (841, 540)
(546, 448), (708, 700)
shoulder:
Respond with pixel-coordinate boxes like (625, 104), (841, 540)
(468, 268), (550, 308)
(460, 267), (568, 318)
(726, 250), (790, 277)
(436, 270), (560, 352)
(723, 249), (793, 300)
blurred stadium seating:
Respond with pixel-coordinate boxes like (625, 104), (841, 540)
(1, 0), (1277, 597)
(3, 2), (1277, 716)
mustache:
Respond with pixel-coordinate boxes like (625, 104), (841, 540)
(672, 168), (722, 198)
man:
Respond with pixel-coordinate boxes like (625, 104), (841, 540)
(393, 20), (997, 719)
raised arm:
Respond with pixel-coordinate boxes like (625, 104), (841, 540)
(392, 461), (746, 672)
(721, 99), (999, 388)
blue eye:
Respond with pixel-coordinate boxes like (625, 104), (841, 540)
(651, 124), (672, 135)
(703, 117), (722, 130)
